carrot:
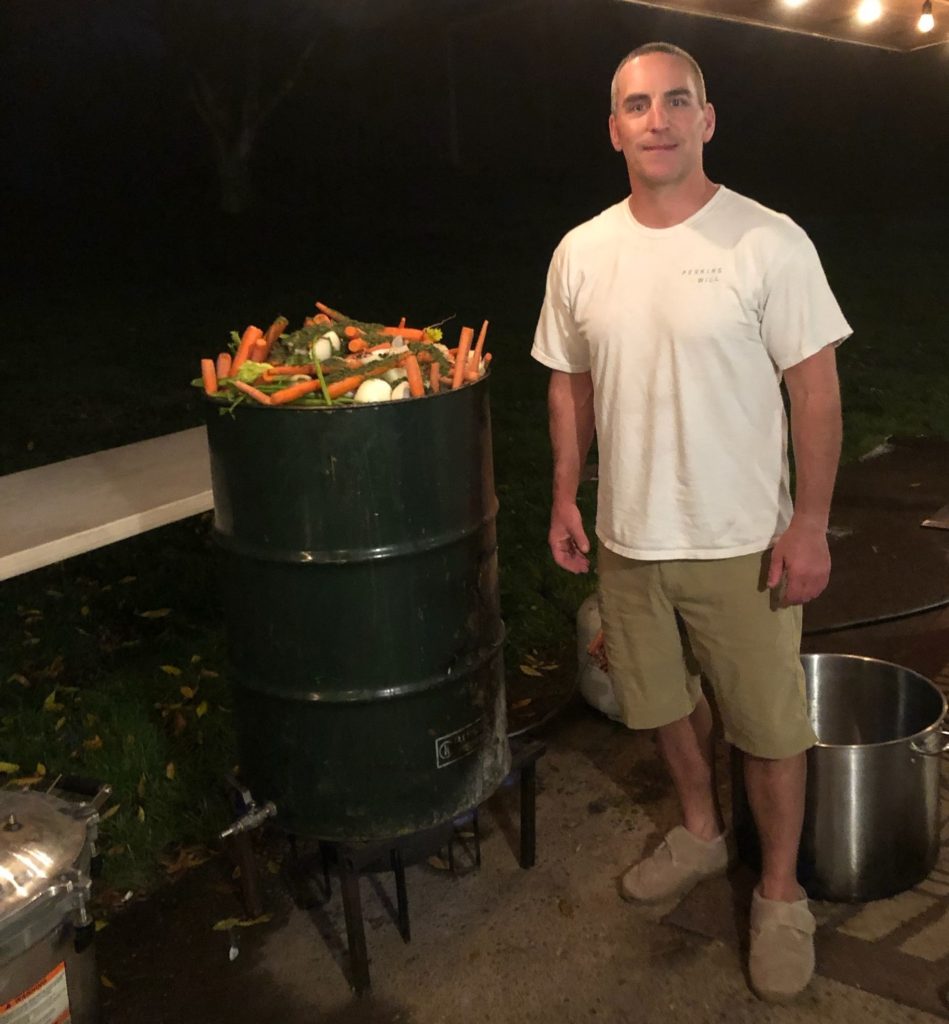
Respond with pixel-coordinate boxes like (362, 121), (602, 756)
(404, 354), (425, 398)
(233, 380), (271, 405)
(471, 319), (489, 365)
(326, 374), (366, 399)
(451, 326), (474, 389)
(266, 364), (314, 376)
(315, 301), (346, 321)
(269, 379), (324, 405)
(250, 340), (268, 363)
(380, 326), (427, 341)
(303, 316), (316, 327)
(201, 359), (218, 396)
(326, 364), (389, 399)
(260, 315), (289, 360)
(343, 325), (364, 339)
(231, 325), (263, 373)
(398, 316), (407, 329)
(429, 362), (441, 393)
(347, 337), (368, 354)
(216, 352), (232, 379)
(313, 313), (332, 325)
(483, 352), (493, 366)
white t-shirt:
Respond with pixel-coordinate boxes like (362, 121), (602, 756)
(531, 186), (852, 560)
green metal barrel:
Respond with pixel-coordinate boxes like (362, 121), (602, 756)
(205, 377), (509, 841)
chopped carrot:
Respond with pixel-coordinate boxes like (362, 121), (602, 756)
(404, 354), (425, 398)
(472, 319), (489, 365)
(380, 326), (427, 341)
(347, 337), (368, 353)
(201, 359), (218, 396)
(451, 326), (474, 389)
(313, 313), (332, 325)
(326, 364), (389, 399)
(326, 373), (366, 399)
(398, 316), (406, 329)
(315, 301), (345, 321)
(233, 380), (271, 405)
(231, 325), (263, 373)
(430, 363), (441, 393)
(343, 325), (363, 339)
(483, 352), (493, 366)
(250, 340), (268, 363)
(216, 352), (232, 379)
(266, 364), (315, 376)
(270, 378), (324, 405)
(303, 316), (316, 327)
(259, 316), (288, 361)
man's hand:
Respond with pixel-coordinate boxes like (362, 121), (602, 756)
(767, 520), (830, 606)
(549, 501), (590, 573)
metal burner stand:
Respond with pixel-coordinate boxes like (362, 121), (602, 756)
(224, 737), (545, 995)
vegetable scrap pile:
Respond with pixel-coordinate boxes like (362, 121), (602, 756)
(194, 301), (492, 407)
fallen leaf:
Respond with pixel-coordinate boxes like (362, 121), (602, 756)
(137, 774), (146, 799)
(266, 860), (280, 875)
(427, 855), (450, 871)
(100, 975), (116, 990)
(6, 673), (30, 687)
(557, 898), (574, 919)
(172, 711), (187, 736)
(190, 654), (202, 665)
(55, 717), (66, 731)
(165, 762), (176, 780)
(119, 576), (137, 585)
(84, 713), (98, 727)
(510, 698), (533, 710)
(196, 700), (208, 719)
(160, 845), (214, 876)
(45, 589), (64, 598)
(161, 665), (182, 677)
(23, 638), (41, 647)
(83, 735), (103, 751)
(0, 761), (21, 774)
(100, 804), (121, 822)
(519, 665), (543, 677)
(106, 844), (125, 856)
(180, 685), (195, 699)
(212, 914), (272, 932)
(36, 763), (46, 776)
(12, 775), (44, 786)
(95, 919), (108, 932)
(138, 608), (171, 619)
(136, 806), (145, 823)
(43, 690), (64, 712)
(199, 668), (219, 679)
(80, 606), (90, 617)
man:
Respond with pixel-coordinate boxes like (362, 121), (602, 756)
(531, 42), (850, 1002)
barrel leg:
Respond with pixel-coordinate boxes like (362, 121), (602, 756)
(224, 832), (264, 918)
(338, 848), (371, 995)
(390, 848), (411, 943)
(519, 756), (537, 869)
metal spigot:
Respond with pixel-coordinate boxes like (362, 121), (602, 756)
(220, 800), (277, 840)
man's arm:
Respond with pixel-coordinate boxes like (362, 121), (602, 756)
(767, 343), (842, 605)
(548, 369), (596, 573)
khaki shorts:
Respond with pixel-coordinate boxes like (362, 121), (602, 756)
(597, 545), (817, 759)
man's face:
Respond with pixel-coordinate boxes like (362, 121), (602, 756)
(608, 53), (715, 189)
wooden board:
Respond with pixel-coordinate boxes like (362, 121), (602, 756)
(0, 428), (213, 581)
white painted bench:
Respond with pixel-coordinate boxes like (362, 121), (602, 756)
(0, 428), (213, 581)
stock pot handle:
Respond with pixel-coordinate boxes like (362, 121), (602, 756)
(909, 728), (949, 756)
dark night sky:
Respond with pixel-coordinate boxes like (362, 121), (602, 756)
(5, 0), (949, 283)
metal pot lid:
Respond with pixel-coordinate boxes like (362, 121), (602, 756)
(0, 791), (88, 919)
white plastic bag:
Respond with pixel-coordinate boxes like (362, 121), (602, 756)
(576, 593), (623, 722)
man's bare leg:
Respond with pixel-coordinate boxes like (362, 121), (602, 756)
(655, 694), (724, 841)
(743, 752), (806, 901)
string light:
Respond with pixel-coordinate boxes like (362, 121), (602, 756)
(917, 0), (935, 31)
(855, 0), (883, 23)
(782, 0), (808, 7)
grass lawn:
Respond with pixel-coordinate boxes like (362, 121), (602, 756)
(2, 182), (947, 892)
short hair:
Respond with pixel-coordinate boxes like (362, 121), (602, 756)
(610, 42), (707, 112)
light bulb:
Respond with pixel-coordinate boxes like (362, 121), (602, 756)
(918, 0), (935, 31)
(856, 0), (882, 23)
(783, 0), (808, 7)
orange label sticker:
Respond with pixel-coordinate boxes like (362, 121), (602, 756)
(0, 961), (71, 1023)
